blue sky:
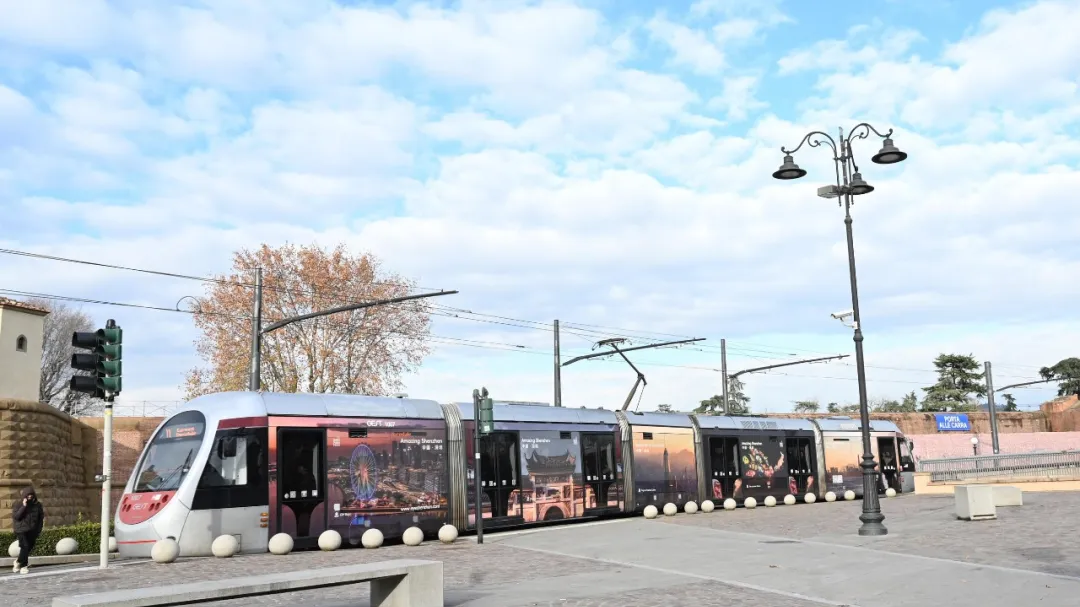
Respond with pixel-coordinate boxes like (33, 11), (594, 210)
(3, 0), (1079, 414)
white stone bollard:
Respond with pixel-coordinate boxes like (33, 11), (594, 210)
(886, 488), (897, 498)
(805, 493), (817, 504)
(402, 526), (424, 546)
(723, 498), (737, 510)
(8, 540), (20, 558)
(151, 538), (179, 564)
(784, 494), (796, 506)
(844, 490), (856, 501)
(643, 505), (659, 519)
(744, 497), (757, 509)
(55, 538), (78, 556)
(361, 528), (384, 549)
(764, 496), (777, 507)
(268, 533), (294, 555)
(318, 529), (342, 551)
(684, 501), (698, 514)
(211, 535), (238, 558)
(663, 503), (678, 516)
(701, 500), (715, 513)
(438, 524), (459, 544)
(108, 536), (118, 553)
(825, 491), (837, 502)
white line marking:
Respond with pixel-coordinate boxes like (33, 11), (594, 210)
(0, 559), (152, 582)
(509, 542), (862, 607)
(662, 522), (1080, 583)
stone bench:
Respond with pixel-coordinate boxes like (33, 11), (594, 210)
(52, 559), (443, 607)
(992, 485), (1023, 506)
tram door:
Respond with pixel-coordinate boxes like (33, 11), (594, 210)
(877, 437), (900, 492)
(478, 431), (522, 524)
(785, 437), (815, 495)
(708, 437), (740, 501)
(276, 428), (327, 548)
(582, 432), (618, 514)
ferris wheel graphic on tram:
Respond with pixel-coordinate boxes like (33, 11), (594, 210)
(350, 444), (379, 501)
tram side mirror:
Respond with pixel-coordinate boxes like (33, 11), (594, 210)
(218, 436), (238, 459)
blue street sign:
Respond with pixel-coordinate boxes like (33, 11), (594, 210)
(935, 413), (971, 432)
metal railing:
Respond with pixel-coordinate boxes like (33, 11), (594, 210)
(918, 450), (1080, 482)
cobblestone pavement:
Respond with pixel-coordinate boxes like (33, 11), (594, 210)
(660, 491), (1080, 578)
(3, 538), (816, 607)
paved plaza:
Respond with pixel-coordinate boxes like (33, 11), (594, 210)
(5, 492), (1080, 606)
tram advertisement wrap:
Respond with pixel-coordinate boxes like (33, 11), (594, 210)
(320, 422), (449, 543)
(738, 438), (787, 491)
(631, 426), (698, 506)
(518, 431), (582, 522)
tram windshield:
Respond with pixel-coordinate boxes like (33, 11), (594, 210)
(133, 411), (207, 493)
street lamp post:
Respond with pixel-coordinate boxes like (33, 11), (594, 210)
(772, 123), (907, 537)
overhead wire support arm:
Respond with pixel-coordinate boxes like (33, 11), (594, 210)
(995, 376), (1080, 393)
(729, 354), (850, 380)
(559, 337), (706, 367)
(561, 337), (706, 411)
(259, 290), (458, 335)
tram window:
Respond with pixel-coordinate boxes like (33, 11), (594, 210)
(898, 440), (915, 472)
(193, 428), (268, 510)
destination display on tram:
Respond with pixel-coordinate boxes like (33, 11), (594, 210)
(159, 422), (205, 441)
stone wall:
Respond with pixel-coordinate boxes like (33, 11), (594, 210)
(0, 399), (98, 531)
(1042, 395), (1080, 432)
(763, 411), (1048, 435)
(909, 431), (1080, 460)
(79, 416), (164, 515)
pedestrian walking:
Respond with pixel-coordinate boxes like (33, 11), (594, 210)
(12, 486), (45, 574)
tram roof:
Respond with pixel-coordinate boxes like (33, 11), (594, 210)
(622, 410), (695, 428)
(453, 402), (620, 425)
(813, 416), (903, 433)
(694, 415), (815, 431)
(181, 391), (447, 420)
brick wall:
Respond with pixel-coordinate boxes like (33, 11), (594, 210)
(764, 411), (1048, 435)
(79, 416), (164, 515)
(0, 399), (98, 531)
(909, 431), (1080, 460)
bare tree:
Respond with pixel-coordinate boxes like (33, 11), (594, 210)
(26, 297), (102, 416)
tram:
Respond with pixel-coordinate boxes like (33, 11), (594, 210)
(113, 391), (915, 557)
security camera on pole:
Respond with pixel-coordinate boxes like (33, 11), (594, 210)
(71, 319), (123, 568)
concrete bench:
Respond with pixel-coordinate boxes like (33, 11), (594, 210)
(992, 485), (1023, 506)
(52, 559), (443, 607)
(955, 485), (996, 521)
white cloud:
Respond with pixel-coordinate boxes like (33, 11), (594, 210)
(646, 15), (727, 74)
(1, 0), (1079, 416)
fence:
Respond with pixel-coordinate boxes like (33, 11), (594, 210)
(918, 450), (1080, 482)
(111, 401), (182, 417)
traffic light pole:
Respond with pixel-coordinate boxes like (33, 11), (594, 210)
(99, 394), (113, 569)
(472, 388), (484, 545)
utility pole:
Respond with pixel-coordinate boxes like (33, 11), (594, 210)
(984, 361), (1000, 455)
(249, 268), (263, 391)
(554, 320), (562, 407)
(721, 338), (729, 415)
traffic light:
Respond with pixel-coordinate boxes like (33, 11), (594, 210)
(70, 319), (122, 399)
(478, 391), (494, 435)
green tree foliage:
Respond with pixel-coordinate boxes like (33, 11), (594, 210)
(793, 399), (820, 413)
(695, 377), (750, 415)
(901, 391), (919, 412)
(871, 397), (902, 412)
(826, 402), (839, 413)
(1002, 393), (1019, 411)
(1039, 357), (1080, 397)
(921, 353), (986, 412)
(655, 403), (674, 413)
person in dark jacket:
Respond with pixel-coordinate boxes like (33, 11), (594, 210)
(12, 486), (44, 574)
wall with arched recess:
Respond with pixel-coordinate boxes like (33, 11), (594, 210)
(0, 398), (99, 531)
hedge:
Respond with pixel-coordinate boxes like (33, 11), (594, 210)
(1, 513), (113, 557)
